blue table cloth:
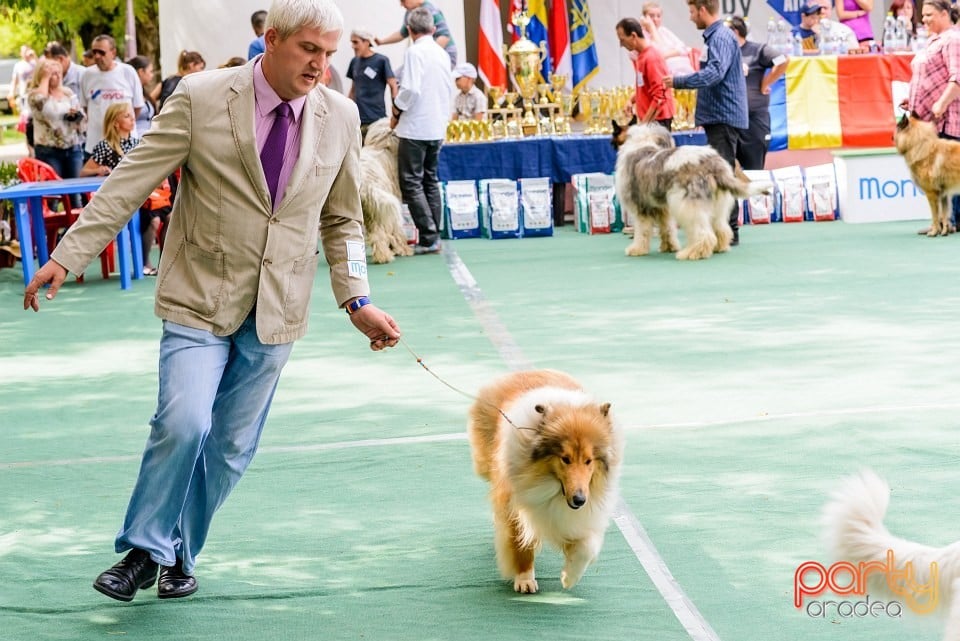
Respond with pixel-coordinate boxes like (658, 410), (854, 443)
(438, 131), (708, 183)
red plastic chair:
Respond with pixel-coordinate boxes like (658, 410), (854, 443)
(16, 158), (114, 279)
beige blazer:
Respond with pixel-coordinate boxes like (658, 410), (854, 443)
(52, 61), (369, 344)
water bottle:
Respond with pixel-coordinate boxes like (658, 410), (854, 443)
(778, 20), (792, 55)
(882, 12), (896, 52)
(767, 17), (777, 46)
(820, 20), (834, 55)
(897, 16), (911, 50)
(792, 32), (804, 56)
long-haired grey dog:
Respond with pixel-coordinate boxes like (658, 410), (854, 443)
(614, 123), (770, 260)
(360, 118), (413, 263)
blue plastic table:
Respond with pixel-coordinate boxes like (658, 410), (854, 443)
(0, 176), (143, 289)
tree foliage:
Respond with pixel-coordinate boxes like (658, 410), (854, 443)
(0, 0), (159, 61)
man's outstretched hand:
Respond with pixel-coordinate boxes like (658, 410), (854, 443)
(23, 260), (68, 311)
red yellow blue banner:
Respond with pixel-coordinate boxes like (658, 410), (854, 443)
(769, 55), (913, 151)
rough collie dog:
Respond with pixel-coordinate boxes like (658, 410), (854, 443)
(360, 118), (413, 263)
(468, 370), (623, 593)
(823, 470), (958, 636)
(614, 122), (770, 260)
(895, 113), (960, 237)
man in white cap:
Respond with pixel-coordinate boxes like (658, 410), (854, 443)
(451, 63), (486, 121)
(347, 27), (398, 141)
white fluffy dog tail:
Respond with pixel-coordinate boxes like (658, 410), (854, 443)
(822, 470), (895, 563)
(822, 470), (950, 615)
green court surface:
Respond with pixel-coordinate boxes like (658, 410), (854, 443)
(1, 221), (955, 641)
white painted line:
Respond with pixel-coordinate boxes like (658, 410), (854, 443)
(613, 499), (721, 641)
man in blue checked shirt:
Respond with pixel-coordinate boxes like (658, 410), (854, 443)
(666, 0), (748, 245)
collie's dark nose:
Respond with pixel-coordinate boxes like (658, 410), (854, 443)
(569, 492), (586, 509)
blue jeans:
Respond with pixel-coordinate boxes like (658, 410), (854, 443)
(115, 315), (294, 573)
(34, 144), (84, 206)
(33, 144), (83, 179)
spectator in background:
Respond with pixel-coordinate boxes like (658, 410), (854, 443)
(127, 56), (159, 136)
(726, 15), (786, 170)
(248, 9), (268, 59)
(615, 17), (675, 130)
(390, 6), (454, 254)
(79, 35), (144, 159)
(82, 49), (95, 67)
(835, 0), (875, 43)
(44, 42), (85, 98)
(158, 50), (206, 111)
(347, 27), (397, 141)
(816, 0), (861, 51)
(377, 0), (457, 69)
(795, 2), (825, 50)
(79, 102), (168, 274)
(451, 63), (487, 122)
(8, 45), (37, 115)
(220, 56), (247, 68)
(321, 64), (343, 93)
(640, 2), (695, 75)
(666, 0), (748, 245)
(890, 0), (920, 35)
(80, 102), (139, 178)
(28, 59), (85, 183)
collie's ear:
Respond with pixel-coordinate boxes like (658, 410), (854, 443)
(533, 403), (550, 428)
(599, 402), (611, 417)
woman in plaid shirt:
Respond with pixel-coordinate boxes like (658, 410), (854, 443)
(908, 0), (960, 136)
(906, 0), (960, 232)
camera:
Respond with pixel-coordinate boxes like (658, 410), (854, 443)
(63, 111), (83, 122)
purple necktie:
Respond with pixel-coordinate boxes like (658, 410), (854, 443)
(260, 102), (292, 206)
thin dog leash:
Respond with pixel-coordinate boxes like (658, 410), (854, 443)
(397, 336), (537, 432)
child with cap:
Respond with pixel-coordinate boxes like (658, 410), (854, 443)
(452, 63), (487, 121)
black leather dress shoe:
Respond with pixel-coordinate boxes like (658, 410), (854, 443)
(157, 559), (198, 599)
(92, 548), (159, 602)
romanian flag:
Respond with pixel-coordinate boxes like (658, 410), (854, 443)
(526, 0), (551, 81)
(768, 55), (913, 150)
(568, 0), (599, 93)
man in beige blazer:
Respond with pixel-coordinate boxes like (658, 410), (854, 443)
(23, 0), (400, 602)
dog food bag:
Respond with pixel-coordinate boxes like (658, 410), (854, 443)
(803, 163), (839, 222)
(741, 169), (776, 225)
(479, 179), (521, 239)
(772, 166), (806, 224)
(400, 204), (419, 246)
(442, 180), (481, 239)
(584, 174), (615, 234)
(519, 177), (554, 237)
(572, 172), (607, 233)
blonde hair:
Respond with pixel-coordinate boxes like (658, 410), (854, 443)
(102, 102), (134, 159)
